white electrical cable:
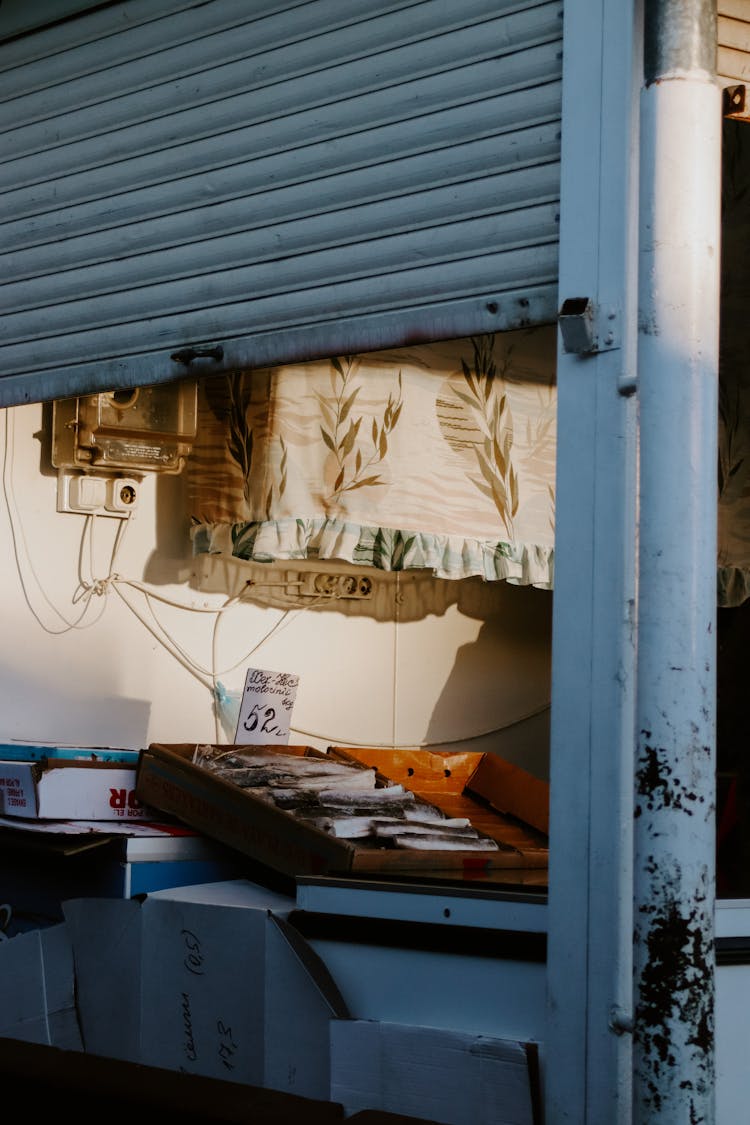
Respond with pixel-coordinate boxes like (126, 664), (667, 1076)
(210, 596), (332, 678)
(111, 575), (332, 742)
(111, 579), (327, 681)
(69, 511), (131, 629)
(110, 582), (215, 689)
(0, 404), (300, 690)
(4, 407), (550, 749)
(289, 700), (552, 749)
(114, 576), (254, 611)
(206, 595), (332, 740)
(2, 408), (128, 632)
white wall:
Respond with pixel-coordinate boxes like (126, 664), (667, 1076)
(0, 399), (552, 775)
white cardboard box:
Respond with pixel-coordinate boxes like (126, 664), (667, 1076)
(0, 756), (150, 820)
(330, 1019), (539, 1125)
(39, 923), (85, 1050)
(139, 879), (295, 1084)
(264, 911), (349, 1100)
(0, 923), (82, 1050)
(63, 879), (348, 1098)
(63, 896), (142, 1062)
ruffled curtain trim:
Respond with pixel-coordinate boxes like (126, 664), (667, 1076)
(191, 518), (554, 589)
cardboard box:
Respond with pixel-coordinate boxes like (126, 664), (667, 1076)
(0, 752), (153, 821)
(330, 1020), (541, 1125)
(135, 744), (549, 881)
(0, 744), (139, 764)
(138, 879), (296, 1085)
(264, 911), (349, 1099)
(63, 879), (349, 1098)
(0, 827), (245, 927)
(0, 923), (82, 1050)
(64, 896), (143, 1063)
(331, 746), (549, 838)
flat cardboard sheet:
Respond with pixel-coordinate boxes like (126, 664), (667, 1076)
(330, 1020), (540, 1125)
(0, 923), (82, 1050)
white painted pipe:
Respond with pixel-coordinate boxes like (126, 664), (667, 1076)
(633, 45), (721, 1125)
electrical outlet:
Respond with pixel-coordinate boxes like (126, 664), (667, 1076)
(105, 476), (140, 513)
(56, 468), (139, 518)
(286, 571), (374, 599)
(68, 473), (107, 512)
(333, 573), (373, 599)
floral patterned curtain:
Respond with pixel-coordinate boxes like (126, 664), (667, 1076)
(188, 328), (557, 587)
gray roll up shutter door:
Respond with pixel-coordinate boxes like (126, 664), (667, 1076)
(0, 0), (563, 406)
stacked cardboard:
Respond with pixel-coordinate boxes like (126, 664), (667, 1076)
(0, 878), (543, 1123)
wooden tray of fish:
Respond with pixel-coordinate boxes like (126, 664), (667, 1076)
(136, 743), (549, 879)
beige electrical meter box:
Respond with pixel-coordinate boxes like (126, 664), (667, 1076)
(52, 381), (198, 474)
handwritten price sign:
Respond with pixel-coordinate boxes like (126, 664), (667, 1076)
(234, 667), (299, 745)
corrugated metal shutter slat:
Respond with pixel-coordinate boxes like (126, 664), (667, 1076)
(1, 0), (336, 80)
(0, 14), (562, 186)
(3, 128), (562, 288)
(2, 120), (562, 273)
(0, 0), (563, 405)
(0, 242), (559, 377)
(2, 204), (561, 350)
(1, 0), (557, 121)
(3, 67), (562, 233)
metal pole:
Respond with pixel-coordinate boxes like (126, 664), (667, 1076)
(634, 2), (720, 1122)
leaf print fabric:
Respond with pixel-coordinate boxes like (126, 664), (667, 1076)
(188, 329), (557, 587)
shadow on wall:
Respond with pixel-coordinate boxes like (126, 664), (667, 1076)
(424, 584), (553, 781)
(191, 550), (555, 626)
(142, 470), (194, 586)
(34, 403), (57, 479)
(0, 660), (152, 749)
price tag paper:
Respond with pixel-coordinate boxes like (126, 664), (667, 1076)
(234, 667), (299, 745)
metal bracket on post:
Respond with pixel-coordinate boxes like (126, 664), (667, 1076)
(609, 1006), (635, 1037)
(723, 84), (748, 121)
(558, 297), (621, 355)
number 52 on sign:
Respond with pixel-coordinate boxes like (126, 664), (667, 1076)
(234, 667), (299, 745)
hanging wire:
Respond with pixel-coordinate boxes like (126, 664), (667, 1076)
(69, 511), (132, 628)
(111, 576), (332, 742)
(3, 406), (551, 749)
(288, 700), (552, 749)
(2, 408), (128, 633)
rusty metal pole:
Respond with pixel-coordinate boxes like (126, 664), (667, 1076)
(633, 1), (721, 1121)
